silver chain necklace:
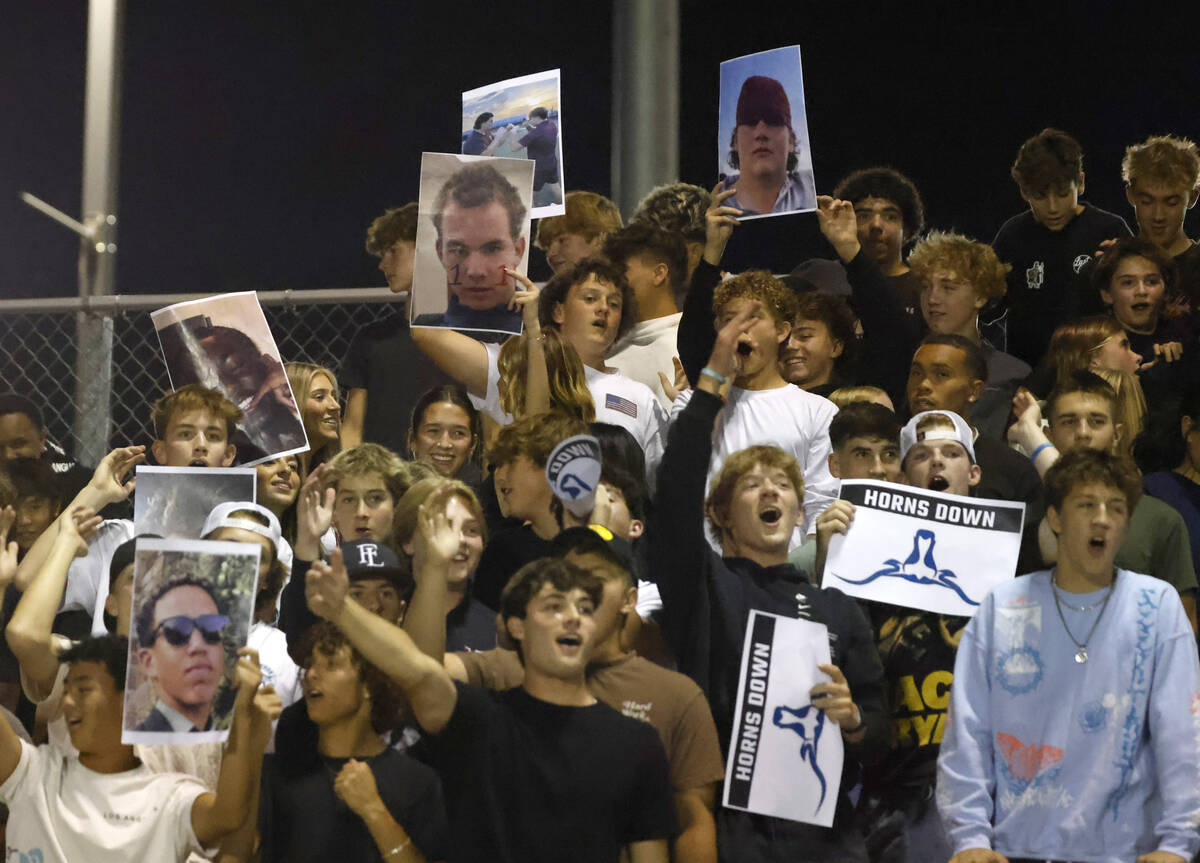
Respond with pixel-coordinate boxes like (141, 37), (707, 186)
(1050, 571), (1116, 664)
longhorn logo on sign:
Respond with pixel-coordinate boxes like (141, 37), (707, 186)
(773, 704), (828, 810)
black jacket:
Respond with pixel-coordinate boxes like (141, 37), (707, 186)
(650, 387), (887, 862)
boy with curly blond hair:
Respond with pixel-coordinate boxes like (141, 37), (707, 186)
(670, 270), (838, 540)
(909, 233), (1031, 439)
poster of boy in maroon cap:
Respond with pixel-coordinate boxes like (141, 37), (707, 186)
(718, 46), (817, 218)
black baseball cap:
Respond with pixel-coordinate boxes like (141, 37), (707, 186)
(549, 526), (637, 581)
(340, 540), (414, 599)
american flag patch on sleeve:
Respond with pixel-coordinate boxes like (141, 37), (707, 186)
(605, 392), (638, 418)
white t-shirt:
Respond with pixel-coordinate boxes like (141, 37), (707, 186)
(671, 384), (838, 541)
(0, 738), (211, 863)
(469, 341), (668, 479)
(582, 364), (668, 480)
(53, 518), (135, 631)
(248, 621), (302, 709)
(27, 637), (226, 792)
(606, 313), (682, 410)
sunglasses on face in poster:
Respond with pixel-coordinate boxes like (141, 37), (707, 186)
(153, 614), (230, 647)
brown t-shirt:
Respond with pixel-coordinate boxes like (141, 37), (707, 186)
(455, 649), (725, 793)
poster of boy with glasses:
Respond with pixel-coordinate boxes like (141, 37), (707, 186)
(123, 538), (258, 743)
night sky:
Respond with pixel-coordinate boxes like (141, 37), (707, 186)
(4, 3), (1199, 300)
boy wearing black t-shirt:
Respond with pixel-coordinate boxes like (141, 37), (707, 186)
(306, 550), (676, 863)
(341, 204), (453, 453)
(256, 622), (446, 862)
(991, 128), (1131, 366)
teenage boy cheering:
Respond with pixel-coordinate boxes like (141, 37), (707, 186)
(670, 270), (839, 539)
(814, 410), (982, 863)
(0, 627), (280, 862)
(278, 444), (431, 652)
(831, 167), (927, 329)
(1007, 371), (1199, 632)
(938, 448), (1200, 863)
(653, 302), (886, 863)
(253, 622), (446, 862)
(305, 551), (677, 863)
(22, 385), (241, 633)
(404, 511), (725, 863)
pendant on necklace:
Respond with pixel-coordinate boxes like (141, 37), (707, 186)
(1074, 648), (1088, 664)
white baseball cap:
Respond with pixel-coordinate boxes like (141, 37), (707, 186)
(201, 501), (282, 557)
(900, 410), (976, 464)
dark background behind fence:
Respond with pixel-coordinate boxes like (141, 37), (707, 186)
(4, 4), (1199, 300)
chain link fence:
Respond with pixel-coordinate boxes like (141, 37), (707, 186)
(0, 289), (400, 467)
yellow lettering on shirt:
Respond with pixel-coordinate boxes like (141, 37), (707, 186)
(921, 670), (953, 711)
(897, 675), (924, 713)
(891, 672), (953, 747)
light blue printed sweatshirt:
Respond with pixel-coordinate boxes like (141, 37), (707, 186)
(937, 569), (1200, 863)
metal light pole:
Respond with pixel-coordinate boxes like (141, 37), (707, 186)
(611, 0), (680, 220)
(19, 0), (123, 466)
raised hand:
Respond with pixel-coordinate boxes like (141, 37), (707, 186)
(413, 495), (461, 574)
(297, 464), (335, 544)
(247, 355), (294, 411)
(1152, 340), (1184, 365)
(589, 482), (618, 533)
(233, 647), (264, 709)
(704, 299), (763, 387)
(306, 548), (350, 621)
(815, 500), (855, 547)
(1163, 292), (1192, 321)
(249, 684), (283, 751)
(657, 356), (689, 403)
(505, 267), (543, 333)
(703, 181), (741, 267)
(58, 506), (104, 558)
(815, 195), (860, 262)
(85, 445), (145, 506)
(1006, 388), (1048, 453)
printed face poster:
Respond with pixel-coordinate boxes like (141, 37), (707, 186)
(723, 611), (843, 827)
(717, 45), (816, 218)
(410, 152), (534, 336)
(123, 538), (258, 744)
(822, 480), (1025, 616)
(152, 291), (308, 465)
